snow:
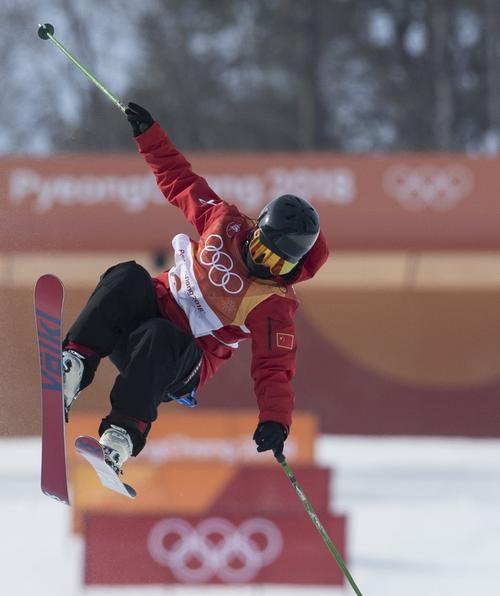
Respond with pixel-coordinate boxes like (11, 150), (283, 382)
(2, 435), (500, 596)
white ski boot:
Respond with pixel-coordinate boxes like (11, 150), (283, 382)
(99, 425), (133, 475)
(62, 349), (86, 419)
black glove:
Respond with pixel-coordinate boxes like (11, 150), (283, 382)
(253, 421), (287, 456)
(125, 102), (154, 137)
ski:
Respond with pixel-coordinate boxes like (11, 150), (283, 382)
(75, 435), (136, 499)
(34, 274), (70, 505)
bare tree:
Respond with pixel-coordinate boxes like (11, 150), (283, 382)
(1, 0), (497, 153)
(484, 0), (500, 149)
(430, 0), (454, 149)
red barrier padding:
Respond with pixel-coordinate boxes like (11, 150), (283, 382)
(84, 513), (346, 585)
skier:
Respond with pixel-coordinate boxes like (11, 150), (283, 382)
(62, 102), (329, 475)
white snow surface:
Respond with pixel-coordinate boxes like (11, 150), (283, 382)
(2, 435), (500, 596)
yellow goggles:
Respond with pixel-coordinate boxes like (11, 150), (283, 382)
(248, 229), (297, 276)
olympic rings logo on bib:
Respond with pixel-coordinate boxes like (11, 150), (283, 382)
(147, 517), (283, 583)
(199, 234), (244, 295)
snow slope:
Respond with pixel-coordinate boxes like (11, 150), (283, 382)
(2, 435), (500, 596)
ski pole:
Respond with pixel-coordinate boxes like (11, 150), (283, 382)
(37, 23), (126, 113)
(275, 451), (364, 596)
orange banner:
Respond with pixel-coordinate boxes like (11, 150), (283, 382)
(71, 462), (237, 533)
(2, 152), (500, 250)
(71, 463), (330, 534)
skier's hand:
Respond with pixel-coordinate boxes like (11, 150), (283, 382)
(125, 102), (154, 137)
(253, 421), (287, 456)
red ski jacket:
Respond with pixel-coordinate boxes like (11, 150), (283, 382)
(135, 123), (329, 429)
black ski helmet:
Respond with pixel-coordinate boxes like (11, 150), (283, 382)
(256, 194), (320, 264)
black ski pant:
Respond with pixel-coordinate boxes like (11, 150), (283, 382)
(64, 261), (202, 454)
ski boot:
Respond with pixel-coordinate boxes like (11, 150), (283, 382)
(99, 425), (133, 475)
(62, 349), (86, 420)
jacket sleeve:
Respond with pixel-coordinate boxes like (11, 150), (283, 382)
(245, 295), (298, 430)
(135, 122), (224, 235)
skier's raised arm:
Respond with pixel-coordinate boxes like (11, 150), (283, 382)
(125, 102), (224, 235)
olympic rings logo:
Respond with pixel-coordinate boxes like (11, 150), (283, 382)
(199, 234), (244, 295)
(147, 517), (283, 583)
(383, 164), (473, 211)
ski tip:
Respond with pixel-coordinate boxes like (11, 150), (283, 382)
(36, 273), (63, 287)
(75, 435), (102, 455)
(75, 434), (99, 444)
(75, 434), (94, 444)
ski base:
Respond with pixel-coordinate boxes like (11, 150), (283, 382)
(35, 274), (70, 506)
(75, 435), (136, 499)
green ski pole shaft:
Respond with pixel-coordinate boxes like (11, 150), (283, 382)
(37, 23), (126, 113)
(275, 452), (364, 596)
